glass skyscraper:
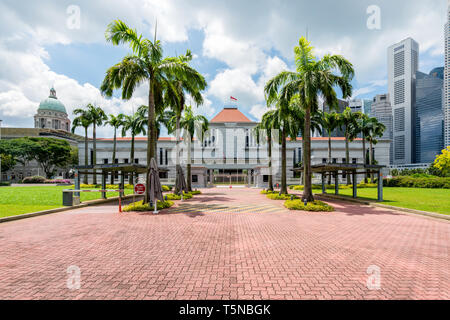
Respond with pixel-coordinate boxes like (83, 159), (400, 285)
(415, 69), (444, 163)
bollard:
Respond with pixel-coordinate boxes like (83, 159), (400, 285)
(119, 196), (122, 213)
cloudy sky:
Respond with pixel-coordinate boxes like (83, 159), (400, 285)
(0, 0), (446, 137)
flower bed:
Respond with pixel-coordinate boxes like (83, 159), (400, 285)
(266, 193), (299, 200)
(123, 200), (174, 212)
(284, 200), (334, 212)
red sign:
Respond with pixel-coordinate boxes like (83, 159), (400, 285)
(134, 183), (146, 195)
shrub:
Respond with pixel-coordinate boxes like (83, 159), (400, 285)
(190, 190), (202, 195)
(123, 200), (174, 212)
(260, 189), (276, 194)
(284, 200), (334, 212)
(45, 179), (71, 184)
(266, 193), (299, 200)
(162, 185), (171, 192)
(0, 181), (11, 186)
(383, 176), (450, 189)
(164, 192), (193, 200)
(22, 176), (46, 184)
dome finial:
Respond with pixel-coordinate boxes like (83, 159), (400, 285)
(49, 87), (57, 99)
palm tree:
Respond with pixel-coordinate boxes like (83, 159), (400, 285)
(338, 108), (360, 184)
(169, 106), (208, 192)
(321, 112), (339, 184)
(253, 111), (276, 192)
(72, 109), (92, 184)
(122, 112), (147, 184)
(355, 113), (372, 183)
(265, 37), (354, 201)
(106, 114), (124, 184)
(84, 104), (107, 185)
(164, 51), (207, 187)
(101, 20), (205, 203)
(367, 119), (386, 180)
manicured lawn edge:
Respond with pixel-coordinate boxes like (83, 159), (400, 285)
(315, 193), (450, 221)
(0, 194), (142, 223)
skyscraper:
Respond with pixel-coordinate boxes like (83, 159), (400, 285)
(445, 3), (450, 147)
(349, 98), (372, 115)
(388, 38), (419, 164)
(415, 69), (444, 163)
(371, 94), (393, 165)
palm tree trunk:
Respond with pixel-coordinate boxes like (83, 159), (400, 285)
(268, 132), (273, 191)
(93, 124), (97, 185)
(175, 115), (181, 194)
(187, 138), (192, 192)
(83, 127), (88, 184)
(302, 106), (314, 202)
(327, 133), (332, 185)
(129, 134), (135, 185)
(281, 128), (287, 194)
(111, 128), (117, 185)
(362, 135), (367, 183)
(369, 140), (374, 182)
(345, 129), (350, 185)
(145, 80), (156, 203)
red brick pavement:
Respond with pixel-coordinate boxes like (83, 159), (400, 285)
(0, 187), (448, 300)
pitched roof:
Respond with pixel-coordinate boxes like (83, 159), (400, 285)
(210, 107), (253, 123)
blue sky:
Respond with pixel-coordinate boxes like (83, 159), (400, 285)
(0, 0), (446, 137)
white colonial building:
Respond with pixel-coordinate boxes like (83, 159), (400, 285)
(34, 88), (71, 132)
(78, 106), (391, 188)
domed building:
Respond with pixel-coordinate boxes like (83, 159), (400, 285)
(34, 88), (71, 132)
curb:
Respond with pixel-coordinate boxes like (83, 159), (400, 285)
(315, 193), (450, 221)
(0, 194), (140, 224)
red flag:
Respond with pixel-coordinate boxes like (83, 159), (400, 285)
(230, 96), (237, 101)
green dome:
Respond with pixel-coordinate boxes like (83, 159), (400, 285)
(38, 88), (67, 114)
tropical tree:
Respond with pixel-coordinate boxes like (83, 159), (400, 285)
(106, 114), (124, 184)
(433, 146), (450, 177)
(169, 106), (208, 192)
(366, 119), (386, 180)
(122, 112), (147, 184)
(101, 20), (205, 203)
(164, 51), (207, 187)
(84, 104), (107, 185)
(355, 113), (372, 183)
(265, 37), (354, 201)
(72, 108), (92, 184)
(338, 108), (360, 184)
(321, 112), (339, 184)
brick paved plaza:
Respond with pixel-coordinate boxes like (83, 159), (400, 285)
(0, 188), (449, 300)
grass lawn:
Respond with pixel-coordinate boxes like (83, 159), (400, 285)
(318, 187), (450, 215)
(0, 186), (133, 218)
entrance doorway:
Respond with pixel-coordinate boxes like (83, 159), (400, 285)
(213, 169), (248, 185)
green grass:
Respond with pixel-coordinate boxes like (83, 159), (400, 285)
(318, 187), (450, 215)
(0, 186), (133, 218)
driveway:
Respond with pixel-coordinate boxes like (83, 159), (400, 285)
(0, 188), (448, 299)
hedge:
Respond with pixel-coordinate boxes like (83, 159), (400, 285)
(162, 185), (171, 192)
(165, 192), (193, 200)
(123, 200), (174, 212)
(284, 200), (334, 212)
(383, 176), (450, 189)
(289, 183), (377, 191)
(266, 193), (300, 200)
(22, 176), (46, 184)
(0, 181), (11, 186)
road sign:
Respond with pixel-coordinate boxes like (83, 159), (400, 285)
(134, 183), (146, 195)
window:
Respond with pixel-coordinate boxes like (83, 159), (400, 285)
(103, 159), (108, 164)
(192, 175), (198, 183)
(342, 158), (346, 164)
(322, 158), (327, 164)
(332, 158), (337, 164)
(124, 158), (129, 164)
(159, 171), (168, 179)
(134, 158), (139, 164)
(394, 79), (405, 105)
(165, 149), (168, 165)
(159, 148), (163, 165)
(395, 135), (406, 160)
(352, 158), (357, 164)
(263, 175), (269, 183)
(394, 50), (405, 77)
(394, 108), (405, 132)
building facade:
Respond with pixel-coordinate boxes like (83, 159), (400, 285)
(349, 98), (372, 115)
(445, 3), (450, 147)
(388, 38), (419, 165)
(415, 69), (444, 163)
(78, 106), (391, 187)
(371, 94), (393, 165)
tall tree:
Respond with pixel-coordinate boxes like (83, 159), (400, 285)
(27, 138), (72, 179)
(101, 20), (204, 203)
(106, 114), (124, 184)
(84, 104), (107, 185)
(254, 111), (277, 192)
(122, 112), (147, 184)
(169, 106), (208, 192)
(265, 37), (354, 201)
(72, 108), (92, 184)
(355, 113), (372, 183)
(321, 112), (340, 184)
(366, 119), (386, 180)
(338, 108), (360, 184)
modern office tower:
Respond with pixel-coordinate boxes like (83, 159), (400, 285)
(371, 94), (393, 165)
(320, 98), (348, 137)
(445, 4), (450, 147)
(388, 38), (419, 164)
(349, 99), (372, 115)
(415, 69), (444, 163)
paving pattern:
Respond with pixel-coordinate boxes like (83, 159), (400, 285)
(0, 188), (449, 300)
